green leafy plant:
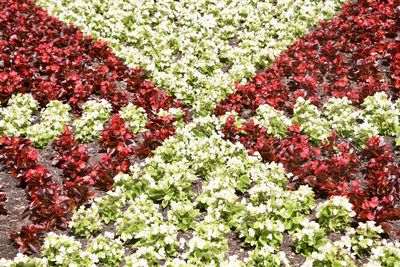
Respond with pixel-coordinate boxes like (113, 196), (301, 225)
(236, 203), (285, 249)
(246, 245), (289, 267)
(252, 104), (291, 138)
(303, 242), (356, 267)
(119, 103), (148, 134)
(26, 100), (71, 147)
(316, 196), (355, 232)
(292, 219), (328, 256)
(86, 233), (125, 266)
(292, 97), (330, 143)
(167, 200), (200, 231)
(70, 206), (103, 238)
(73, 99), (112, 142)
(116, 195), (163, 242)
(347, 221), (383, 257)
(41, 233), (97, 267)
(0, 93), (38, 136)
(365, 241), (400, 267)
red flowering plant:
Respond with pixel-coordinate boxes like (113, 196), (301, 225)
(0, 135), (73, 253)
(52, 127), (94, 205)
(0, 0), (188, 254)
(216, 0), (400, 232)
(216, 0), (399, 115)
(90, 114), (134, 190)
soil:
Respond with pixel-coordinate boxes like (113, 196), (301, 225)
(0, 172), (31, 259)
(226, 231), (249, 260)
(281, 233), (305, 267)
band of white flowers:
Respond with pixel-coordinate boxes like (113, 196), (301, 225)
(35, 0), (345, 115)
(2, 116), (398, 266)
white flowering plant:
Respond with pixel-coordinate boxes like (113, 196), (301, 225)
(86, 233), (125, 266)
(41, 233), (98, 267)
(26, 100), (71, 147)
(252, 103), (292, 138)
(167, 200), (200, 231)
(292, 219), (328, 256)
(302, 242), (356, 267)
(347, 221), (383, 257)
(119, 103), (148, 134)
(0, 93), (38, 136)
(116, 195), (163, 242)
(236, 203), (285, 249)
(69, 206), (103, 238)
(73, 99), (112, 142)
(292, 97), (331, 143)
(316, 196), (356, 233)
(364, 241), (400, 267)
(245, 245), (290, 267)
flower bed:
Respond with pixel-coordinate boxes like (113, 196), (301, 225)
(1, 0), (400, 265)
(0, 0), (185, 255)
(2, 117), (400, 266)
(35, 0), (344, 114)
(216, 0), (399, 115)
(215, 0), (400, 230)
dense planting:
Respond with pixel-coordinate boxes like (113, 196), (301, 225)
(0, 0), (185, 152)
(1, 0), (400, 265)
(216, 0), (399, 115)
(216, 0), (400, 227)
(0, 0), (186, 255)
(221, 92), (400, 226)
(36, 0), (344, 114)
(2, 117), (400, 266)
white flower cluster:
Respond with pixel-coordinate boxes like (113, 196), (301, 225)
(0, 93), (38, 136)
(245, 245), (290, 267)
(302, 241), (356, 267)
(292, 219), (328, 256)
(86, 233), (125, 267)
(365, 241), (400, 267)
(119, 103), (148, 134)
(70, 205), (103, 238)
(73, 99), (112, 142)
(316, 196), (356, 232)
(183, 217), (230, 264)
(293, 97), (331, 143)
(26, 100), (72, 147)
(347, 221), (383, 257)
(133, 222), (179, 258)
(361, 92), (400, 136)
(125, 246), (163, 267)
(242, 92), (400, 147)
(36, 0), (344, 114)
(0, 253), (47, 267)
(167, 200), (200, 231)
(116, 194), (163, 242)
(41, 233), (98, 267)
(323, 96), (379, 146)
(253, 103), (292, 138)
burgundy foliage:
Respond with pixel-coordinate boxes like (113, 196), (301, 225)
(0, 0), (189, 254)
(0, 0), (184, 116)
(222, 116), (400, 230)
(0, 136), (73, 253)
(216, 0), (399, 115)
(52, 127), (94, 205)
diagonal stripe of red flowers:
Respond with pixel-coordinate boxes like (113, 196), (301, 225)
(216, 0), (400, 234)
(0, 0), (187, 254)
